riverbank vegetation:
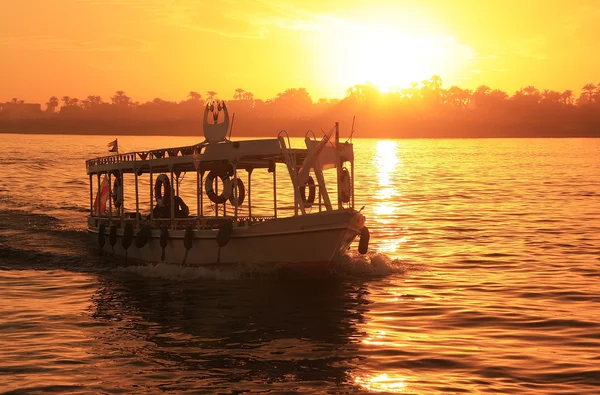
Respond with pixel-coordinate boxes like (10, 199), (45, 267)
(2, 77), (600, 138)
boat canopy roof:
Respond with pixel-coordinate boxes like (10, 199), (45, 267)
(86, 138), (315, 175)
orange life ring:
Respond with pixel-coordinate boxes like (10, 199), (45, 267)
(340, 168), (351, 203)
(229, 178), (246, 207)
(112, 173), (122, 208)
(205, 170), (232, 204)
(301, 176), (316, 206)
(154, 174), (171, 207)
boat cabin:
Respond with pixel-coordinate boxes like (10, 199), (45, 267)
(85, 103), (356, 233)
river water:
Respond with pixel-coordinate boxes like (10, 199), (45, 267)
(0, 134), (599, 394)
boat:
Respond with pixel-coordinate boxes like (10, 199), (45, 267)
(86, 101), (369, 271)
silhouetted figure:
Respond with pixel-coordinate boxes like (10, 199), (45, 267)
(150, 196), (188, 218)
(174, 196), (189, 218)
(152, 204), (170, 219)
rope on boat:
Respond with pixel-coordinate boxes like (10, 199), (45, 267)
(109, 225), (117, 254)
(98, 223), (106, 248)
(122, 223), (133, 264)
(182, 226), (194, 265)
(216, 220), (234, 264)
(160, 227), (169, 262)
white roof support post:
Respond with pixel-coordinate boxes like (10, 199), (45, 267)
(273, 163), (277, 218)
(278, 136), (306, 216)
(89, 175), (93, 216)
(149, 160), (154, 222)
(108, 172), (112, 226)
(170, 167), (174, 227)
(96, 173), (101, 218)
(248, 169), (253, 219)
(196, 169), (201, 224)
(120, 169), (124, 218)
(134, 167), (140, 229)
(233, 163), (238, 220)
(335, 122), (342, 210)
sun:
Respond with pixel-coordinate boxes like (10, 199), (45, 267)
(313, 21), (472, 95)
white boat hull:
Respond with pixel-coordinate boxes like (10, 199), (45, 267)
(89, 210), (365, 272)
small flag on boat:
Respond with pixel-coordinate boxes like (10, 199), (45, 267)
(108, 139), (119, 153)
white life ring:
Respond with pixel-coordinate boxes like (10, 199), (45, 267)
(205, 170), (232, 204)
(340, 168), (351, 203)
(154, 174), (171, 207)
(112, 174), (122, 208)
(228, 177), (246, 207)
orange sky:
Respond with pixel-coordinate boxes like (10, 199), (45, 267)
(1, 0), (599, 103)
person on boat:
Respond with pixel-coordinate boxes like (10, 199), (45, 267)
(174, 195), (189, 218)
(152, 203), (170, 219)
(149, 195), (188, 218)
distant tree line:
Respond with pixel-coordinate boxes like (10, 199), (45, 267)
(2, 78), (600, 138)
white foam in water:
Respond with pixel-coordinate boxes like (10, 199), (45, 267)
(330, 252), (409, 277)
(117, 251), (411, 281)
(119, 260), (292, 280)
(119, 262), (246, 280)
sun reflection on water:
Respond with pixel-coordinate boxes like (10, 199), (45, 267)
(354, 373), (407, 393)
(373, 140), (403, 253)
(375, 140), (400, 187)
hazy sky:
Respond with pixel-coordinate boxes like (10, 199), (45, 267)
(1, 0), (599, 103)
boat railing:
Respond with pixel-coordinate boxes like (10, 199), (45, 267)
(89, 215), (276, 230)
(86, 143), (205, 169)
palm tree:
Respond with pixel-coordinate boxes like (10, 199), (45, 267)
(111, 91), (130, 106)
(474, 85), (491, 96)
(489, 89), (508, 101)
(206, 91), (217, 101)
(430, 75), (443, 91)
(188, 91), (202, 101)
(541, 90), (561, 104)
(446, 86), (463, 107)
(472, 85), (491, 108)
(582, 83), (596, 104)
(234, 88), (245, 100)
(46, 96), (59, 113)
(87, 95), (103, 106)
(561, 90), (574, 105)
(523, 85), (540, 96)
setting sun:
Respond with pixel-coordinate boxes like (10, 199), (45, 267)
(3, 1), (600, 102)
(1, 1), (600, 395)
(320, 23), (472, 92)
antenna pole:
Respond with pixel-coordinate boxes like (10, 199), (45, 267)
(347, 116), (356, 143)
(335, 122), (342, 210)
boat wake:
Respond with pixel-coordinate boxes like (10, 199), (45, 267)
(118, 252), (412, 281)
(0, 209), (413, 280)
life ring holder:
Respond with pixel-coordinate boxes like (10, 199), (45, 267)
(229, 177), (246, 207)
(300, 176), (316, 206)
(154, 174), (171, 207)
(112, 173), (122, 209)
(205, 170), (232, 204)
(340, 167), (351, 204)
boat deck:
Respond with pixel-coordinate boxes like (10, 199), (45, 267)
(86, 138), (310, 175)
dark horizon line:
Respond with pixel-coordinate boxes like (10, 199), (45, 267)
(3, 75), (600, 108)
